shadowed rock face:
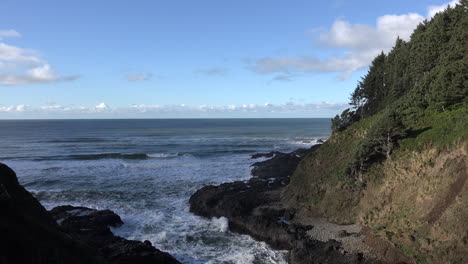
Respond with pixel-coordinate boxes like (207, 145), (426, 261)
(189, 145), (384, 264)
(0, 163), (103, 264)
(0, 163), (180, 264)
(250, 147), (315, 181)
(49, 205), (180, 264)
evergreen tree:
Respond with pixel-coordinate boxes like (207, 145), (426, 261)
(368, 110), (406, 159)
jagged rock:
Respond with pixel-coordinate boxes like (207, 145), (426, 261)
(190, 145), (382, 264)
(0, 163), (103, 264)
(250, 147), (318, 180)
(0, 163), (180, 264)
(49, 205), (180, 264)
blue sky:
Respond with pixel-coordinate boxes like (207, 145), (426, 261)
(0, 0), (459, 118)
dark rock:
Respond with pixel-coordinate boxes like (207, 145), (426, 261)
(250, 147), (318, 180)
(50, 205), (123, 236)
(0, 163), (180, 264)
(49, 205), (180, 264)
(101, 239), (179, 264)
(189, 145), (384, 264)
(250, 152), (277, 159)
(0, 163), (104, 264)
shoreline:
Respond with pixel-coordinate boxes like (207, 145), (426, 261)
(189, 144), (411, 264)
(1, 140), (410, 264)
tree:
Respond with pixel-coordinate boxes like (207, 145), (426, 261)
(350, 82), (366, 120)
(359, 52), (387, 116)
(368, 110), (406, 159)
(331, 109), (357, 133)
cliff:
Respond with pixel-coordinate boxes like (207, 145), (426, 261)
(282, 2), (468, 263)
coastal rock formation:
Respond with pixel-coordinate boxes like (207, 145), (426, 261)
(250, 147), (315, 181)
(190, 145), (386, 264)
(49, 205), (180, 264)
(0, 163), (180, 264)
(0, 163), (103, 264)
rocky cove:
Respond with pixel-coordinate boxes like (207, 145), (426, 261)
(189, 144), (413, 264)
(1, 142), (411, 264)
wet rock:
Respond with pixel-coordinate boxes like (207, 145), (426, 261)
(250, 147), (318, 180)
(0, 163), (180, 264)
(190, 145), (381, 264)
(50, 205), (180, 264)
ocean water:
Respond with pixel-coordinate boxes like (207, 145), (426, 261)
(0, 119), (331, 264)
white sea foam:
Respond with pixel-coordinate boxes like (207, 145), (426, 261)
(211, 217), (229, 233)
(148, 153), (179, 158)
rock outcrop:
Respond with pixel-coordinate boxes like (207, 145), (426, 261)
(0, 163), (180, 264)
(49, 205), (180, 264)
(189, 145), (383, 264)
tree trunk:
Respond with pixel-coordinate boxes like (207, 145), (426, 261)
(386, 131), (391, 159)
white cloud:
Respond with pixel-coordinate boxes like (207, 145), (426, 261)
(428, 0), (459, 18)
(0, 64), (79, 85)
(0, 42), (41, 67)
(95, 102), (108, 110)
(249, 1), (460, 79)
(0, 29), (20, 39)
(319, 14), (425, 50)
(0, 104), (27, 112)
(0, 30), (79, 86)
(0, 101), (348, 118)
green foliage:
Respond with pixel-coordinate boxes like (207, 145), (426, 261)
(284, 2), (468, 228)
(331, 108), (357, 132)
(343, 2), (467, 119)
(328, 1), (468, 179)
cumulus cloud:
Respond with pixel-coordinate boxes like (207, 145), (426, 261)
(249, 1), (459, 79)
(0, 43), (41, 67)
(0, 30), (79, 86)
(318, 13), (424, 50)
(428, 0), (460, 18)
(126, 73), (153, 82)
(95, 102), (108, 111)
(0, 64), (79, 85)
(195, 67), (228, 76)
(0, 104), (27, 112)
(0, 101), (348, 118)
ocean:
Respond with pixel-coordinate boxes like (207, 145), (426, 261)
(0, 118), (331, 264)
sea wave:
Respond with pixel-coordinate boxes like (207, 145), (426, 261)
(68, 153), (150, 160)
(28, 152), (185, 161)
(41, 138), (117, 143)
(147, 153), (180, 158)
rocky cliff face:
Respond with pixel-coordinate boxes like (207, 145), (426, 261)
(283, 119), (467, 264)
(0, 163), (180, 264)
(357, 142), (468, 264)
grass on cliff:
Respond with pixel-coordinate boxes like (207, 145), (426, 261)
(283, 104), (467, 221)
